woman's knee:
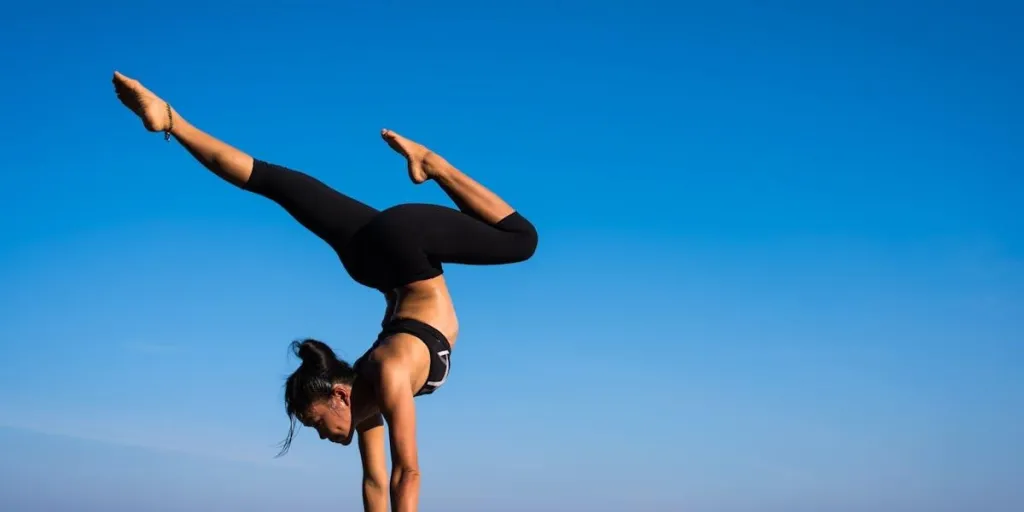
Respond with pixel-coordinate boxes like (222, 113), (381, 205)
(507, 214), (538, 262)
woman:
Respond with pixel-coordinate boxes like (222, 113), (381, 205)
(112, 71), (537, 512)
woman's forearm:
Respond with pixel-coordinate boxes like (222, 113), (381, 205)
(390, 467), (421, 512)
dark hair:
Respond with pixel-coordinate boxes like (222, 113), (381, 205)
(277, 338), (357, 456)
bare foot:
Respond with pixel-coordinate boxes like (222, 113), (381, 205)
(112, 71), (174, 133)
(380, 129), (449, 184)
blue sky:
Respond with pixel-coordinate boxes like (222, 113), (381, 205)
(0, 1), (1021, 511)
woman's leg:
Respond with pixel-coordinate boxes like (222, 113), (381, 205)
(112, 71), (379, 251)
(377, 130), (538, 265)
(112, 71), (254, 187)
(382, 129), (515, 224)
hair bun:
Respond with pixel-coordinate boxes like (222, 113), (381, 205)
(292, 339), (337, 370)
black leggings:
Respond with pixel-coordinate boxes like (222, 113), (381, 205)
(243, 159), (538, 291)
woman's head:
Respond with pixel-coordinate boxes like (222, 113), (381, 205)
(278, 339), (357, 456)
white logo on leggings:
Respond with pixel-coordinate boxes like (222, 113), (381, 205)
(426, 350), (450, 388)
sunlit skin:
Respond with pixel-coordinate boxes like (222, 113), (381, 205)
(112, 70), (527, 512)
(293, 279), (461, 511)
(300, 275), (461, 443)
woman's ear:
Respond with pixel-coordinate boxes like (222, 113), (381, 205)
(331, 383), (352, 408)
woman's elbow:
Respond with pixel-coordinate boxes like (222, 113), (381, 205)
(391, 466), (421, 495)
(364, 474), (388, 492)
(362, 477), (388, 512)
(391, 465), (421, 486)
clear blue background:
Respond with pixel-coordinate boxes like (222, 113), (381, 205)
(1, 1), (1021, 511)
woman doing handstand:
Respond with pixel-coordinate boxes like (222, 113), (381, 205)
(112, 71), (538, 512)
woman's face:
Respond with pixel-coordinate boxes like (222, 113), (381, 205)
(302, 394), (354, 446)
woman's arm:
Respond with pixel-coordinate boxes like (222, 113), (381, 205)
(378, 365), (421, 512)
(356, 414), (389, 512)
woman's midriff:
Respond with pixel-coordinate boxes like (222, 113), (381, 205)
(390, 275), (460, 348)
